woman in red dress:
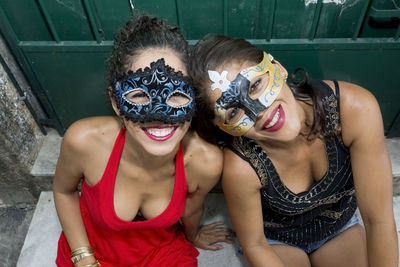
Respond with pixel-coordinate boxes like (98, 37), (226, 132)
(53, 16), (232, 267)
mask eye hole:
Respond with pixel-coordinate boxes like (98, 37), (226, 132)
(122, 88), (151, 105)
(225, 107), (245, 124)
(167, 91), (192, 107)
(248, 72), (269, 100)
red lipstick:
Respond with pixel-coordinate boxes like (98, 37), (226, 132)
(262, 105), (285, 132)
(142, 125), (178, 141)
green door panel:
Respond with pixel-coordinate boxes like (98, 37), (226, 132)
(181, 0), (226, 38)
(361, 0), (400, 38)
(90, 1), (132, 40)
(1, 0), (52, 41)
(38, 0), (95, 41)
(23, 48), (113, 129)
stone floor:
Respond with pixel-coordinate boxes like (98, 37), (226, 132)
(1, 128), (399, 267)
(0, 150), (52, 267)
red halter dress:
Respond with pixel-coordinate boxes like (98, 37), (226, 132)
(56, 128), (199, 266)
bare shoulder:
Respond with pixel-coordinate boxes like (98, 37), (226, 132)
(183, 130), (223, 190)
(323, 80), (378, 110)
(323, 80), (374, 99)
(62, 116), (120, 155)
(54, 116), (121, 184)
(222, 148), (262, 192)
(324, 80), (383, 146)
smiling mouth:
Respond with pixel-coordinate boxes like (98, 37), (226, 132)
(262, 104), (285, 132)
(142, 125), (178, 141)
(265, 106), (281, 129)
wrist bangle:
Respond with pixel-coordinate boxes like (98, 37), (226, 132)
(71, 246), (93, 256)
(77, 260), (101, 267)
(71, 252), (94, 264)
(71, 246), (95, 264)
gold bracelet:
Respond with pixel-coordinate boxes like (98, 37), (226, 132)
(71, 246), (94, 264)
(71, 246), (93, 256)
(71, 252), (94, 264)
(77, 260), (101, 267)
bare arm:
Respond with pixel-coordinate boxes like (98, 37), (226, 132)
(222, 149), (285, 267)
(53, 122), (96, 266)
(339, 81), (398, 267)
(181, 135), (233, 250)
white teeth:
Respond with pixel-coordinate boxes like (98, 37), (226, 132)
(146, 127), (174, 137)
(265, 107), (280, 129)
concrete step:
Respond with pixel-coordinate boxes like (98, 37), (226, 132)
(30, 129), (61, 176)
(16, 192), (400, 267)
(31, 129), (400, 194)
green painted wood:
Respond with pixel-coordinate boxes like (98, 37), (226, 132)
(387, 112), (400, 138)
(37, 0), (94, 41)
(37, 0), (61, 42)
(88, 1), (131, 40)
(0, 3), (65, 134)
(175, 0), (184, 32)
(182, 0), (224, 39)
(82, 0), (103, 43)
(0, 0), (399, 135)
(23, 50), (114, 129)
(0, 0), (52, 41)
(353, 0), (372, 40)
(266, 0), (276, 41)
(309, 0), (323, 40)
(361, 0), (400, 38)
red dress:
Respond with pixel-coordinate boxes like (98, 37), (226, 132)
(56, 128), (199, 266)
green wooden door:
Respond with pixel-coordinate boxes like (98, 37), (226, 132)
(1, 0), (399, 135)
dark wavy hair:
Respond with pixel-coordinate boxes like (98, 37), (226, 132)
(189, 35), (326, 144)
(106, 15), (189, 100)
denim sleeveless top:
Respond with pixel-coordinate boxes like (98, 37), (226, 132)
(229, 81), (357, 245)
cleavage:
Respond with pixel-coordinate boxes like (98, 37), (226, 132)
(113, 165), (175, 222)
(269, 138), (328, 194)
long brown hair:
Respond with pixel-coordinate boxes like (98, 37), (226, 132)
(189, 35), (326, 144)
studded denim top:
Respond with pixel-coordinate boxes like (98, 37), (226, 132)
(229, 81), (357, 245)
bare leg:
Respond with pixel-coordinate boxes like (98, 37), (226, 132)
(271, 244), (311, 267)
(310, 224), (367, 267)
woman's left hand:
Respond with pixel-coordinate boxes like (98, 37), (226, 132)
(190, 221), (234, 250)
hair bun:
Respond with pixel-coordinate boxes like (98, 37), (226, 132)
(108, 15), (188, 92)
(290, 67), (310, 87)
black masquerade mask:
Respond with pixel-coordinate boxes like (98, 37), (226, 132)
(112, 58), (195, 124)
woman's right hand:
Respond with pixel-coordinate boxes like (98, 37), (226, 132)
(190, 221), (234, 250)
